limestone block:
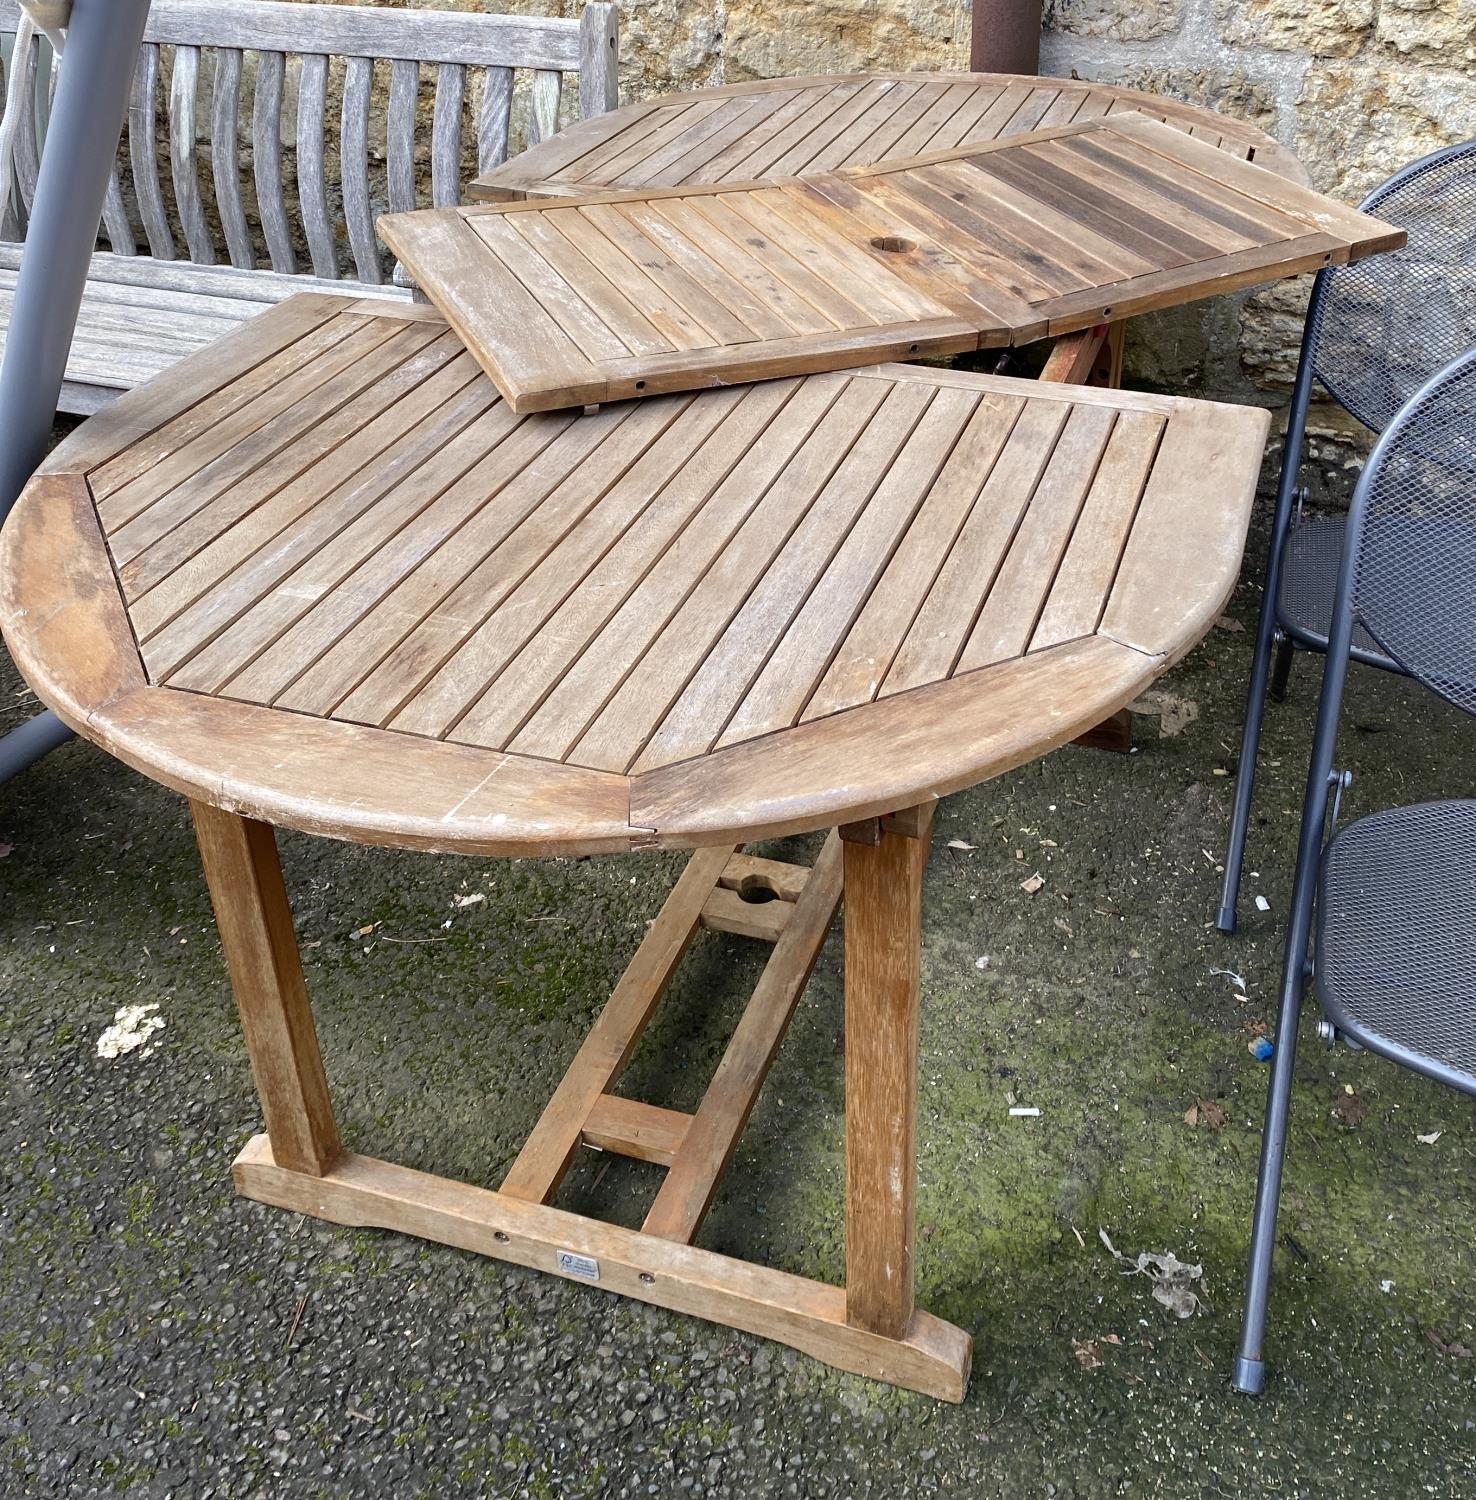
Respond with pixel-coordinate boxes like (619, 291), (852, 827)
(1240, 281), (1311, 392)
(1119, 297), (1253, 403)
(1377, 0), (1476, 66)
(617, 0), (725, 95)
(1043, 0), (1182, 42)
(1214, 0), (1374, 58)
(1302, 402), (1375, 502)
(723, 0), (968, 82)
(1068, 63), (1279, 133)
(1295, 62), (1476, 200)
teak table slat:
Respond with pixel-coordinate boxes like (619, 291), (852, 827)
(1, 296), (1271, 1400)
(384, 113), (1400, 414)
(469, 72), (1309, 202)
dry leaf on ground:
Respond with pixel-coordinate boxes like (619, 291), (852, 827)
(1333, 1090), (1370, 1127)
(1426, 1329), (1474, 1358)
(1127, 690), (1200, 738)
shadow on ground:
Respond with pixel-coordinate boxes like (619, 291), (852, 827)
(2, 490), (1474, 1498)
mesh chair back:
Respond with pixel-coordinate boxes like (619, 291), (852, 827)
(1313, 140), (1476, 434)
(1352, 348), (1476, 713)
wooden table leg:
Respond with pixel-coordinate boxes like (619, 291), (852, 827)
(841, 805), (933, 1339)
(192, 802), (341, 1177)
(221, 814), (969, 1398)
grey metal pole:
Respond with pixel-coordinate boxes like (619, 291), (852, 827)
(0, 699), (73, 780)
(971, 0), (1040, 75)
(0, 0), (152, 786)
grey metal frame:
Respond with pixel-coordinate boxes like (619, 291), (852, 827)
(1217, 138), (1476, 934)
(0, 0), (150, 785)
(1231, 344), (1476, 1396)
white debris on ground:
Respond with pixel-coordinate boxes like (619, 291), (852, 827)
(96, 1002), (165, 1060)
(1099, 1228), (1206, 1318)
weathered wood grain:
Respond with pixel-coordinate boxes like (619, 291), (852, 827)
(0, 298), (1269, 854)
(192, 803), (341, 1176)
(472, 70), (1310, 202)
(843, 807), (931, 1338)
(392, 113), (1399, 414)
(234, 1136), (972, 1400)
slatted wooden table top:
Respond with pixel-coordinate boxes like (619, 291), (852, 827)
(470, 70), (1309, 202)
(0, 294), (1270, 855)
(386, 112), (1400, 414)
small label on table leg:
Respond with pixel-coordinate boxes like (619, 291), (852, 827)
(557, 1250), (600, 1282)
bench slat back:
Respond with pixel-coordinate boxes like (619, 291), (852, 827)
(0, 0), (619, 283)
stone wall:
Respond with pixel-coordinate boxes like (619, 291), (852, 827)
(1041, 0), (1476, 482)
(318, 0), (1476, 476)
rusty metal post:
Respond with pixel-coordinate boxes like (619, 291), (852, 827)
(970, 0), (1041, 75)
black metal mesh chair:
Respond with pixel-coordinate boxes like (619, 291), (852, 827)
(1320, 802), (1476, 1085)
(1217, 139), (1476, 932)
(1233, 347), (1476, 1396)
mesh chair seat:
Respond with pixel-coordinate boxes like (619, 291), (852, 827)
(1278, 514), (1393, 663)
(1317, 799), (1476, 1093)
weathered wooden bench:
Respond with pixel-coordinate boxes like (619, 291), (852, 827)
(0, 0), (618, 413)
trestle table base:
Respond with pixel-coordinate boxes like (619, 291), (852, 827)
(194, 799), (972, 1403)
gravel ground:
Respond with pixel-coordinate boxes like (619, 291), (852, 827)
(2, 489), (1475, 1498)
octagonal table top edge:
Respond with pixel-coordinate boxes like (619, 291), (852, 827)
(0, 295), (1270, 857)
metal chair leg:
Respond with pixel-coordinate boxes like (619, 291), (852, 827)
(1218, 321), (1320, 935)
(1233, 508), (1361, 1391)
(0, 0), (153, 522)
(1269, 636), (1296, 703)
(1217, 594), (1283, 934)
(1232, 962), (1305, 1394)
(0, 707), (74, 787)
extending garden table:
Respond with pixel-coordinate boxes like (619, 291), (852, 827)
(0, 71), (1399, 1400)
(1, 294), (1269, 1399)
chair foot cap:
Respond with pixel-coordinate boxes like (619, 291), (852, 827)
(1215, 905), (1237, 935)
(1232, 1356), (1266, 1395)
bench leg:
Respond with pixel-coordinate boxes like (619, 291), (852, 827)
(192, 802), (341, 1178)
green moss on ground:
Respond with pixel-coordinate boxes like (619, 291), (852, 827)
(1, 499), (1474, 1497)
